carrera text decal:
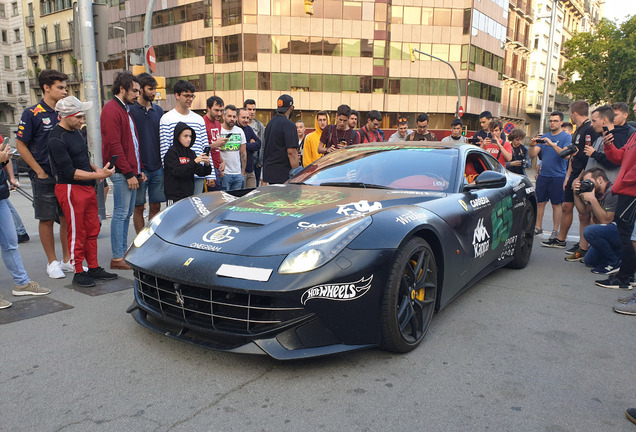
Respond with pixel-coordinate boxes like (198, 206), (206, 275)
(189, 196), (210, 217)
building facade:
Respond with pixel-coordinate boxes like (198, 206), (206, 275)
(21, 0), (84, 106)
(0, 0), (29, 139)
(102, 0), (508, 132)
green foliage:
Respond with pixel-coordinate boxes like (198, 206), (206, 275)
(560, 16), (636, 106)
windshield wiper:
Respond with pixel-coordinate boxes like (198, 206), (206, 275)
(319, 182), (391, 189)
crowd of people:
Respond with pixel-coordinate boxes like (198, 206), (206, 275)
(1, 70), (635, 323)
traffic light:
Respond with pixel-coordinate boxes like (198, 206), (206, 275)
(154, 76), (166, 101)
(304, 0), (314, 15)
(462, 125), (467, 136)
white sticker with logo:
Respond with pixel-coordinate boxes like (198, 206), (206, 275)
(513, 183), (525, 192)
(472, 218), (490, 258)
(189, 196), (210, 217)
(202, 226), (239, 244)
(498, 235), (518, 261)
(525, 187), (535, 195)
(189, 243), (222, 251)
(336, 200), (382, 216)
(301, 275), (373, 305)
(221, 192), (238, 203)
(470, 196), (491, 210)
(395, 210), (428, 225)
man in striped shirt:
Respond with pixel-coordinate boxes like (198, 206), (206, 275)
(159, 81), (215, 195)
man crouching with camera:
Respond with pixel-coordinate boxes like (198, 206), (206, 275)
(569, 168), (620, 274)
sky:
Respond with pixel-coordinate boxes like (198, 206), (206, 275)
(602, 0), (636, 23)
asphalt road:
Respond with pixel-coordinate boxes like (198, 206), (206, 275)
(1, 177), (634, 432)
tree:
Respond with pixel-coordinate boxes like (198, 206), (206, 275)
(560, 17), (636, 106)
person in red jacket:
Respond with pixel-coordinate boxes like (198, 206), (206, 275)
(594, 130), (636, 297)
(101, 72), (146, 270)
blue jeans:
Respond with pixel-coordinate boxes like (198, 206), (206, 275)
(0, 199), (30, 285)
(110, 173), (137, 259)
(135, 167), (166, 206)
(583, 223), (622, 268)
(221, 174), (245, 191)
(7, 198), (27, 235)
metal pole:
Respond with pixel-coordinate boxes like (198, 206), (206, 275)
(539, 0), (558, 135)
(113, 26), (128, 71)
(77, 0), (105, 219)
(143, 0), (157, 74)
(412, 48), (461, 118)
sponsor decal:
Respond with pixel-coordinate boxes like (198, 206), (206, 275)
(513, 199), (526, 209)
(525, 187), (535, 194)
(491, 196), (513, 250)
(470, 196), (491, 210)
(395, 210), (428, 225)
(190, 196), (210, 217)
(458, 199), (468, 211)
(30, 104), (46, 116)
(227, 205), (304, 218)
(249, 189), (345, 211)
(189, 243), (222, 251)
(513, 182), (525, 192)
(42, 117), (51, 125)
(179, 156), (190, 164)
(301, 275), (373, 305)
(220, 133), (243, 151)
(498, 235), (518, 261)
(473, 218), (490, 258)
(297, 220), (351, 230)
(337, 200), (382, 216)
(18, 125), (24, 130)
(202, 226), (239, 244)
(221, 192), (237, 202)
(387, 190), (445, 197)
(183, 258), (194, 266)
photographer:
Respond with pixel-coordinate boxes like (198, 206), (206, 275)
(585, 106), (626, 182)
(571, 169), (621, 274)
(529, 111), (571, 240)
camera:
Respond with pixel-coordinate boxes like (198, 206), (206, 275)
(559, 145), (578, 158)
(577, 179), (595, 194)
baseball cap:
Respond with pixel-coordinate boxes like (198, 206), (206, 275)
(55, 96), (93, 118)
(276, 94), (293, 113)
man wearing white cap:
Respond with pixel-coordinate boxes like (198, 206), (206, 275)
(48, 96), (118, 288)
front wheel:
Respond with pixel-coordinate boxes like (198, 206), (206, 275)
(380, 237), (438, 353)
(506, 202), (535, 269)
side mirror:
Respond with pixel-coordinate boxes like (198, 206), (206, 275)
(464, 170), (507, 191)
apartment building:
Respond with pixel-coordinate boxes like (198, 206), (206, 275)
(0, 0), (29, 138)
(21, 0), (84, 105)
(102, 0), (508, 131)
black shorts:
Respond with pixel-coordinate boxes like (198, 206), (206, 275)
(31, 176), (61, 221)
(563, 171), (581, 203)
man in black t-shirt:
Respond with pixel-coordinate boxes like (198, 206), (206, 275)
(262, 94), (299, 184)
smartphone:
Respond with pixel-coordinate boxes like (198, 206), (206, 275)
(536, 138), (547, 144)
(468, 137), (480, 144)
(109, 155), (118, 168)
(203, 146), (211, 156)
(603, 126), (610, 135)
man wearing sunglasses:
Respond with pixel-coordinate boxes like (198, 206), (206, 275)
(388, 117), (413, 142)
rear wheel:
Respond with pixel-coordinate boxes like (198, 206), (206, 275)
(507, 203), (535, 269)
(380, 237), (438, 353)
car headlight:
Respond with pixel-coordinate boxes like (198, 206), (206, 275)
(278, 217), (372, 274)
(133, 207), (169, 248)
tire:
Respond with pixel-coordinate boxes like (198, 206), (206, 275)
(506, 203), (535, 269)
(380, 237), (438, 353)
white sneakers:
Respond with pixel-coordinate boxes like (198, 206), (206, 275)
(60, 260), (88, 273)
(46, 260), (65, 279)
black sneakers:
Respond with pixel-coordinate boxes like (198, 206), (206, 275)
(87, 267), (118, 280)
(73, 272), (96, 288)
(565, 242), (580, 253)
(595, 275), (633, 290)
(541, 238), (566, 248)
(17, 233), (30, 243)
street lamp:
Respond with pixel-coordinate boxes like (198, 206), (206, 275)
(409, 44), (462, 119)
(113, 26), (128, 71)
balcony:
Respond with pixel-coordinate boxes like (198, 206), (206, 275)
(26, 46), (37, 57)
(501, 105), (526, 120)
(29, 78), (39, 88)
(66, 74), (81, 84)
(39, 38), (72, 55)
(506, 28), (530, 52)
(26, 15), (35, 27)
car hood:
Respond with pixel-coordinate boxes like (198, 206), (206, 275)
(153, 184), (445, 256)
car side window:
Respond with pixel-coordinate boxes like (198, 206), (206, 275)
(482, 153), (504, 173)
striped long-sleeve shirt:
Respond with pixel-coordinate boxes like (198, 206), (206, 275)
(159, 109), (214, 180)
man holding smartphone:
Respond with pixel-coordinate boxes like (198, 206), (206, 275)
(49, 97), (117, 287)
(529, 111), (571, 240)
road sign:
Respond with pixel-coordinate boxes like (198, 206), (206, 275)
(458, 106), (464, 117)
(504, 122), (515, 135)
(146, 46), (156, 73)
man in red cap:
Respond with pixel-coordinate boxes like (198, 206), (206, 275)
(48, 96), (117, 288)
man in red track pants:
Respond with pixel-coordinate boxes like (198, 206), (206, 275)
(48, 96), (118, 288)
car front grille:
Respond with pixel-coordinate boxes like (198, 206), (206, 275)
(134, 270), (309, 335)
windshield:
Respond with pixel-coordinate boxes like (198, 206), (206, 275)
(291, 146), (458, 192)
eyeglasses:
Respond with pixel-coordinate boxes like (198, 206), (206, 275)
(371, 121), (381, 127)
(398, 118), (407, 123)
(548, 120), (561, 122)
(181, 94), (196, 100)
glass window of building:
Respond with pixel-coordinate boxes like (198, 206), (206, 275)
(272, 35), (290, 54)
(20, 81), (26, 94)
(342, 75), (359, 93)
(257, 35), (271, 53)
(16, 55), (23, 69)
(1, 31), (6, 43)
(310, 37), (323, 55)
(422, 8), (433, 26)
(310, 74), (322, 92)
(432, 44), (449, 62)
(323, 75), (340, 92)
(272, 0), (290, 16)
(244, 72), (257, 90)
(401, 78), (418, 95)
(272, 72), (289, 91)
(323, 38), (341, 57)
(323, 0), (342, 19)
(290, 0), (306, 16)
(388, 79), (400, 95)
(257, 0), (270, 15)
(258, 71), (270, 90)
(221, 0), (241, 26)
(290, 36), (310, 55)
(403, 7), (420, 25)
(244, 34), (258, 61)
(390, 6), (403, 24)
(342, 39), (360, 57)
(434, 8), (451, 26)
(360, 76), (372, 93)
(372, 77), (384, 93)
(7, 82), (13, 94)
(361, 39), (373, 58)
(14, 29), (20, 42)
(419, 78), (430, 95)
(361, 2), (374, 21)
(343, 1), (361, 20)
(291, 74), (309, 91)
(4, 56), (10, 69)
